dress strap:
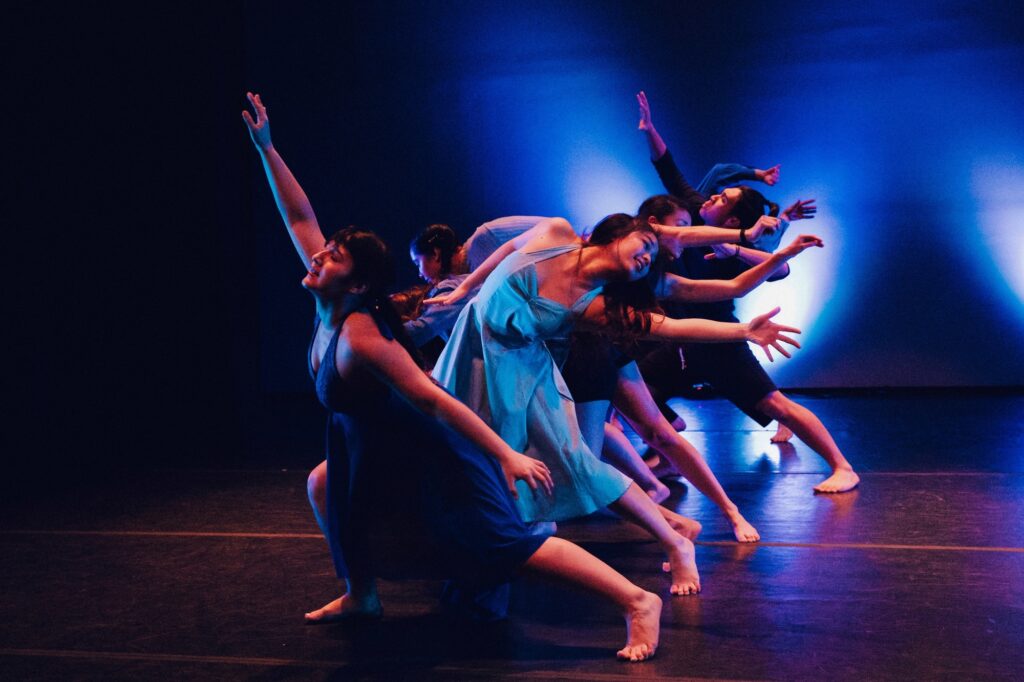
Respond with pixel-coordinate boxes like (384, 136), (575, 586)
(521, 243), (580, 260)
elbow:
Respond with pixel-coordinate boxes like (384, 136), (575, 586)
(767, 265), (790, 282)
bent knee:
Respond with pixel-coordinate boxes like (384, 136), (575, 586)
(307, 462), (328, 505)
(756, 391), (793, 420)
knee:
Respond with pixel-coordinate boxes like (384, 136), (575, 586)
(307, 461), (327, 508)
(756, 391), (793, 421)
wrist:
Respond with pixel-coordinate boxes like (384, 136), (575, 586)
(740, 322), (753, 341)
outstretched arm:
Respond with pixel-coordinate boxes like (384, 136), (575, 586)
(424, 217), (576, 306)
(706, 241), (792, 280)
(653, 214), (781, 249)
(346, 316), (553, 498)
(242, 92), (324, 270)
(580, 300), (801, 361)
(657, 235), (823, 302)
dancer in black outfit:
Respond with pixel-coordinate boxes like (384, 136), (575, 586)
(636, 91), (859, 493)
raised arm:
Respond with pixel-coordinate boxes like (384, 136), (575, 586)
(637, 91), (705, 215)
(657, 235), (823, 302)
(424, 217), (576, 306)
(695, 162), (767, 197)
(347, 316), (553, 498)
(242, 92), (325, 270)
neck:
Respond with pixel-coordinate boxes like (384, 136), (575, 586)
(312, 290), (365, 331)
(576, 245), (619, 288)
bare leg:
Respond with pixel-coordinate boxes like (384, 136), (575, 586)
(304, 461), (383, 622)
(608, 484), (700, 596)
(602, 423), (670, 504)
(525, 537), (662, 661)
(770, 421), (794, 443)
(307, 460), (328, 535)
(756, 391), (859, 493)
(614, 362), (760, 542)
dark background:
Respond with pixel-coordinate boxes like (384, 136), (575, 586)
(8, 1), (1023, 478)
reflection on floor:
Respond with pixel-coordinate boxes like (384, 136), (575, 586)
(2, 392), (1023, 680)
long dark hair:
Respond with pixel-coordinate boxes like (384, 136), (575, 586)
(409, 223), (467, 276)
(730, 186), (779, 228)
(587, 214), (664, 342)
(327, 226), (424, 366)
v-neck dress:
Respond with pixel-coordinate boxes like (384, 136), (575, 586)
(309, 310), (549, 588)
(432, 245), (632, 523)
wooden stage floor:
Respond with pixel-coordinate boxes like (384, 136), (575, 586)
(2, 392), (1023, 680)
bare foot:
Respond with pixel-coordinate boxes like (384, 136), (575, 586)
(728, 513), (760, 543)
(658, 506), (701, 541)
(617, 591), (662, 662)
(661, 537), (701, 596)
(770, 422), (793, 443)
(646, 480), (671, 505)
(813, 468), (860, 493)
(304, 593), (382, 624)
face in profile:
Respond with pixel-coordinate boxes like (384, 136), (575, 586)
(303, 242), (357, 294)
(410, 248), (443, 284)
(700, 188), (742, 226)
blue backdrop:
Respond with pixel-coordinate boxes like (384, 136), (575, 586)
(242, 0), (1024, 390)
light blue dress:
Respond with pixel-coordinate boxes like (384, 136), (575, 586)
(432, 244), (632, 523)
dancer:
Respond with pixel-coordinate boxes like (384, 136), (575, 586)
(635, 91), (859, 493)
(428, 213), (801, 594)
(243, 92), (664, 661)
(567, 218), (824, 542)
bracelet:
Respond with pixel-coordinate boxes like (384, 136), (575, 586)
(733, 245), (741, 258)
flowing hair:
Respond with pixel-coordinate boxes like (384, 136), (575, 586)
(586, 214), (665, 343)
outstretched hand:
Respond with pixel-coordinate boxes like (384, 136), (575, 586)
(778, 234), (824, 259)
(242, 92), (272, 151)
(502, 452), (555, 499)
(423, 287), (469, 307)
(756, 164), (781, 186)
(637, 90), (653, 131)
(781, 198), (817, 222)
(745, 307), (802, 362)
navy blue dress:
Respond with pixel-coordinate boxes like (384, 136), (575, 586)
(310, 310), (549, 591)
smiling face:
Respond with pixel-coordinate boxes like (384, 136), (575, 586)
(700, 187), (743, 227)
(615, 229), (660, 281)
(302, 241), (358, 295)
(410, 247), (443, 284)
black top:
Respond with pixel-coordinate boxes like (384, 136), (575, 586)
(654, 149), (748, 322)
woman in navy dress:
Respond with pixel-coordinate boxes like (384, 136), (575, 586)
(243, 92), (664, 661)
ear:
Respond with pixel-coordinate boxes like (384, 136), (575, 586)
(646, 215), (659, 225)
(724, 216), (741, 228)
(431, 247), (443, 262)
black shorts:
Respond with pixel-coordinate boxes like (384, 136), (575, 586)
(637, 341), (777, 426)
(560, 334), (631, 404)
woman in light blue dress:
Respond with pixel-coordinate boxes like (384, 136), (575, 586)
(430, 215), (801, 596)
